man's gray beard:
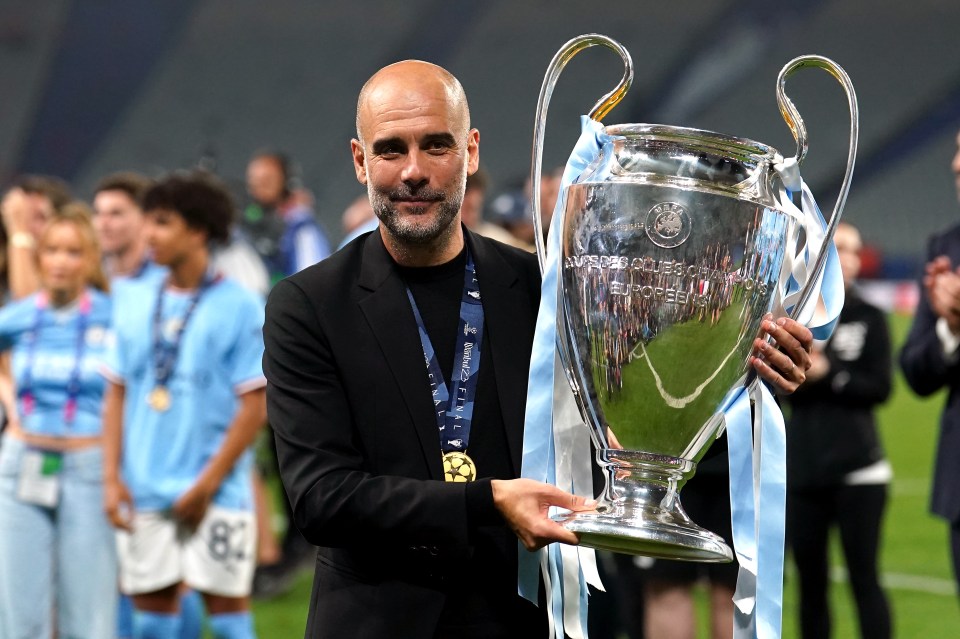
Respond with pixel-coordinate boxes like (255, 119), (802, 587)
(371, 191), (463, 245)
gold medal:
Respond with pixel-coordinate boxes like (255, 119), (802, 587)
(442, 451), (477, 483)
(148, 386), (171, 412)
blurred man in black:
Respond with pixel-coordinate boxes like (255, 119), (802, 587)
(901, 129), (960, 598)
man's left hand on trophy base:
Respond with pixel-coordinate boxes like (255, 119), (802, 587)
(492, 478), (598, 551)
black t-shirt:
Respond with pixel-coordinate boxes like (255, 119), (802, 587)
(398, 248), (544, 637)
(397, 247), (514, 486)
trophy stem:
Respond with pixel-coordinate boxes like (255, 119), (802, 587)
(554, 451), (733, 562)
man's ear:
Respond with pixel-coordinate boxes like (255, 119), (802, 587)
(466, 129), (480, 176)
(351, 139), (367, 185)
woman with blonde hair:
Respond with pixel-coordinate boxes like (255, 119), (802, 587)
(0, 203), (115, 639)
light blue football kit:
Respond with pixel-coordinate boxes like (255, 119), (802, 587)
(112, 259), (168, 287)
(0, 288), (112, 437)
(103, 276), (266, 512)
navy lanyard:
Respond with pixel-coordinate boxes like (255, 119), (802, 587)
(152, 272), (220, 389)
(405, 249), (485, 454)
(131, 258), (150, 279)
(19, 291), (92, 425)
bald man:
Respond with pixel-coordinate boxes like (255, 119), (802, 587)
(262, 60), (588, 639)
(263, 60), (812, 639)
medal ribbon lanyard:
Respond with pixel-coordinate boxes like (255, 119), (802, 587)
(405, 249), (485, 455)
(131, 258), (150, 279)
(19, 291), (92, 425)
(152, 272), (220, 392)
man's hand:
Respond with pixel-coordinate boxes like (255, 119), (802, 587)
(104, 477), (134, 532)
(925, 256), (960, 333)
(491, 478), (596, 551)
(751, 315), (813, 393)
(172, 477), (217, 530)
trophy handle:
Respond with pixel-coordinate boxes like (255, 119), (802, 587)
(775, 55), (859, 317)
(530, 33), (633, 273)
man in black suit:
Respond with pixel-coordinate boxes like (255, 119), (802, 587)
(901, 129), (960, 595)
(262, 60), (813, 639)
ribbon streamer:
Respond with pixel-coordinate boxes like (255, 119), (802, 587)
(725, 160), (844, 639)
(520, 116), (612, 639)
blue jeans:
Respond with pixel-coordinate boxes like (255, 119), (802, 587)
(0, 436), (118, 639)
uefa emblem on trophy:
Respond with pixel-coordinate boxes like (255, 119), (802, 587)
(529, 35), (858, 562)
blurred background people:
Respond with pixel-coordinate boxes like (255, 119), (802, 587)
(241, 151), (330, 283)
(103, 173), (266, 639)
(2, 176), (72, 300)
(487, 189), (535, 252)
(900, 128), (960, 602)
(0, 204), (115, 638)
(242, 154), (321, 598)
(92, 170), (207, 639)
(211, 226), (271, 299)
(483, 166), (563, 252)
(93, 172), (166, 284)
(337, 193), (378, 249)
(534, 166), (562, 239)
(459, 167), (527, 248)
(786, 221), (893, 639)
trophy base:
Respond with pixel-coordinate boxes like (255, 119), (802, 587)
(554, 449), (733, 562)
(554, 508), (733, 562)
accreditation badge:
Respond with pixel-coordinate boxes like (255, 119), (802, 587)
(17, 449), (62, 507)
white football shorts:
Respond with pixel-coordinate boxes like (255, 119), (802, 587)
(117, 505), (257, 598)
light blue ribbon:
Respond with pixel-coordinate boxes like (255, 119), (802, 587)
(725, 382), (787, 638)
(725, 168), (844, 639)
(780, 175), (844, 341)
(519, 116), (614, 639)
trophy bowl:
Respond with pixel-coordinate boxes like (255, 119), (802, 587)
(556, 125), (790, 561)
(531, 35), (857, 561)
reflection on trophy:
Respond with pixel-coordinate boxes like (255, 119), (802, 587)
(530, 35), (857, 562)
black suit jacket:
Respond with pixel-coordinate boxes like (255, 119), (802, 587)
(263, 228), (544, 638)
(901, 224), (960, 523)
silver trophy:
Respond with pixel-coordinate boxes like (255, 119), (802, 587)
(531, 35), (857, 561)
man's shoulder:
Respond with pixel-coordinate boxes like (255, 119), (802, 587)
(212, 276), (265, 310)
(109, 281), (157, 341)
(110, 277), (157, 311)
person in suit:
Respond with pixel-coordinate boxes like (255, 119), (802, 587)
(901, 128), (960, 595)
(262, 59), (814, 639)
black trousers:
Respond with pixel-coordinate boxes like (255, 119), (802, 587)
(787, 483), (891, 639)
